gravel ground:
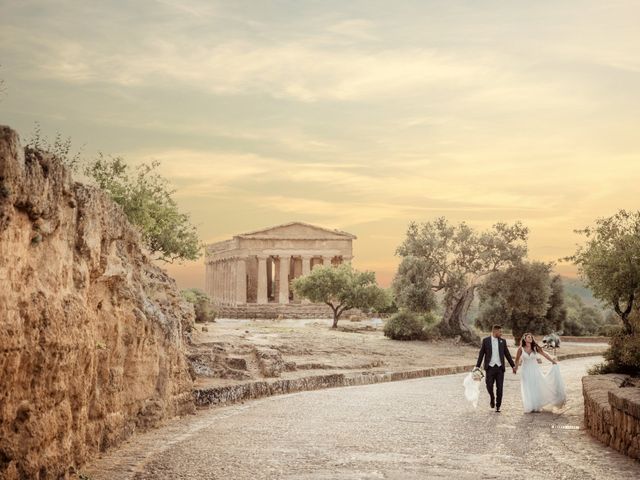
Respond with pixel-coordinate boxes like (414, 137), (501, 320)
(82, 356), (640, 480)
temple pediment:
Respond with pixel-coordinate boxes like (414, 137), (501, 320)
(236, 222), (356, 240)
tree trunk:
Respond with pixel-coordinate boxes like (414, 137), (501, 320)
(438, 285), (480, 345)
(332, 311), (339, 328)
(614, 294), (635, 334)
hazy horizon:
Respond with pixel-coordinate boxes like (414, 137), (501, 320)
(1, 1), (639, 289)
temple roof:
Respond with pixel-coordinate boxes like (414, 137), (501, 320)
(236, 222), (356, 240)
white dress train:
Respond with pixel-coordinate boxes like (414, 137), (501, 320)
(520, 350), (566, 413)
(463, 373), (480, 408)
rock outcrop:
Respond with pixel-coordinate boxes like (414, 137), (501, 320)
(0, 126), (195, 479)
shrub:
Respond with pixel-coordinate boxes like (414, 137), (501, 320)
(420, 311), (440, 340)
(376, 289), (399, 315)
(598, 325), (622, 337)
(589, 332), (640, 376)
(383, 311), (436, 341)
(181, 288), (216, 323)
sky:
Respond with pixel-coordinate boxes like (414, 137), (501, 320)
(1, 0), (639, 288)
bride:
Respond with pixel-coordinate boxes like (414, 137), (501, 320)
(514, 333), (566, 413)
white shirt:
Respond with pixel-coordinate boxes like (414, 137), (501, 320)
(490, 336), (501, 367)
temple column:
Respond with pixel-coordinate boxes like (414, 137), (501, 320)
(301, 255), (312, 303)
(257, 255), (268, 304)
(278, 255), (291, 304)
(211, 262), (216, 298)
(213, 260), (222, 302)
(227, 260), (233, 304)
(323, 255), (333, 267)
(212, 261), (217, 301)
(221, 261), (226, 302)
(229, 258), (236, 304)
(204, 263), (210, 297)
(302, 255), (312, 276)
(220, 261), (225, 302)
(223, 260), (229, 304)
(217, 261), (222, 301)
(236, 257), (247, 305)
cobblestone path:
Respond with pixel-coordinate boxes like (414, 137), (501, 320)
(83, 356), (640, 479)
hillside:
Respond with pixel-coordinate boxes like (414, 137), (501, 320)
(561, 276), (603, 308)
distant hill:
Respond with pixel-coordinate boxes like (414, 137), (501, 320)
(560, 276), (603, 309)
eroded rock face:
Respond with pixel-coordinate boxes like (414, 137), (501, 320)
(0, 126), (195, 479)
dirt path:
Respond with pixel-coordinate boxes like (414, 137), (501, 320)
(82, 356), (639, 479)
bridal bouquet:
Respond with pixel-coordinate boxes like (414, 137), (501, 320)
(471, 367), (484, 381)
(463, 367), (484, 408)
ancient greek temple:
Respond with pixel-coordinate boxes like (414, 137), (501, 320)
(204, 222), (356, 305)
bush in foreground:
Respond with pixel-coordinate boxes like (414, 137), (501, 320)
(589, 331), (640, 376)
(383, 311), (438, 341)
(181, 288), (216, 323)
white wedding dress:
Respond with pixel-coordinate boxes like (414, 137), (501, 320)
(520, 350), (566, 413)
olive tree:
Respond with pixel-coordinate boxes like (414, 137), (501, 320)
(568, 210), (640, 334)
(391, 256), (438, 313)
(477, 262), (566, 344)
(292, 264), (389, 328)
(394, 218), (528, 344)
(85, 155), (201, 262)
(26, 126), (201, 263)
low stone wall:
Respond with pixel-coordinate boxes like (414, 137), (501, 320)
(195, 351), (604, 408)
(583, 374), (640, 460)
(214, 303), (366, 320)
(561, 336), (610, 343)
(215, 303), (333, 319)
(194, 365), (475, 407)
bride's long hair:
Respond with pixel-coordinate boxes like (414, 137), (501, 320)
(520, 332), (542, 352)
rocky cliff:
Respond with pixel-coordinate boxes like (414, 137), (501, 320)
(0, 126), (196, 479)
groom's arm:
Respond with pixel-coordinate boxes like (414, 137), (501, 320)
(504, 343), (515, 368)
(476, 340), (485, 368)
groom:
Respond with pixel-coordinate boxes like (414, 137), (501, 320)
(476, 324), (516, 412)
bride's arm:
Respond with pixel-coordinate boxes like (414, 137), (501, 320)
(514, 347), (522, 372)
(536, 346), (557, 364)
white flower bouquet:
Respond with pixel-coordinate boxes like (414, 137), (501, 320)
(471, 367), (485, 381)
(463, 367), (484, 408)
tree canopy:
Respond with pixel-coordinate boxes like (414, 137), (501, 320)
(394, 217), (529, 343)
(391, 256), (437, 313)
(26, 126), (201, 263)
(477, 261), (565, 344)
(292, 263), (389, 328)
(568, 210), (640, 333)
(86, 155), (201, 263)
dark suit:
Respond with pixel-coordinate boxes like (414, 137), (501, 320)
(476, 335), (515, 409)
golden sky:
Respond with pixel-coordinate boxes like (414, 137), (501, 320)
(1, 1), (639, 289)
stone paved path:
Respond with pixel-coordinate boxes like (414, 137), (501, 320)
(83, 356), (640, 479)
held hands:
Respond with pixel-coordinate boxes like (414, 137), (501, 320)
(512, 367), (517, 374)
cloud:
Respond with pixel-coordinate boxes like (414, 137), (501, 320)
(326, 19), (377, 41)
(33, 40), (493, 102)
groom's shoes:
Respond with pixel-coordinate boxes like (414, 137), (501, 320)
(490, 398), (495, 409)
(496, 407), (501, 413)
